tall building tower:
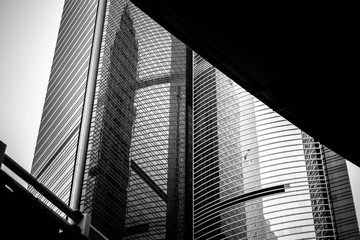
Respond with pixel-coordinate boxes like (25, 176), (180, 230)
(323, 147), (360, 239)
(29, 0), (359, 240)
(193, 56), (280, 239)
(79, 2), (192, 239)
(30, 0), (100, 211)
(30, 1), (191, 239)
(192, 56), (359, 240)
(82, 5), (138, 239)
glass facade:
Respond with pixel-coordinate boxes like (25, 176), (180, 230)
(193, 55), (337, 239)
(82, 4), (138, 239)
(29, 0), (360, 239)
(324, 147), (360, 239)
(80, 1), (189, 239)
(29, 0), (99, 211)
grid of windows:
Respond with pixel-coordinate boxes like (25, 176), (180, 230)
(29, 1), (360, 239)
(81, 1), (188, 239)
(82, 3), (138, 239)
(324, 147), (360, 239)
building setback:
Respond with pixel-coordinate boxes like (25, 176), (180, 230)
(29, 0), (360, 239)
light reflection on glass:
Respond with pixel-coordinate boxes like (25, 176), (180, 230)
(194, 55), (335, 239)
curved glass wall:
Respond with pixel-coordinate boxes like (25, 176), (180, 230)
(81, 1), (188, 239)
(193, 55), (336, 239)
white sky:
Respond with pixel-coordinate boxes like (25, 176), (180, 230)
(0, 0), (359, 229)
(0, 0), (64, 172)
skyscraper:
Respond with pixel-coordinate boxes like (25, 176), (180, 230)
(192, 56), (359, 239)
(81, 3), (190, 238)
(30, 0), (100, 213)
(82, 5), (138, 239)
(29, 0), (359, 239)
(31, 1), (190, 239)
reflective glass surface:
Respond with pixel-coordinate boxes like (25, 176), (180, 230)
(81, 1), (188, 239)
(29, 0), (98, 208)
(29, 0), (359, 239)
(193, 55), (336, 239)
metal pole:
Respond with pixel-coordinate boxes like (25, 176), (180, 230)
(69, 0), (107, 211)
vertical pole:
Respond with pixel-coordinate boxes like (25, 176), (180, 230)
(69, 0), (107, 211)
(185, 47), (194, 240)
(78, 213), (91, 237)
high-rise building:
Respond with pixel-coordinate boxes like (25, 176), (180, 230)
(29, 0), (359, 239)
(31, 1), (191, 239)
(192, 56), (359, 239)
(30, 0), (100, 212)
(80, 2), (190, 238)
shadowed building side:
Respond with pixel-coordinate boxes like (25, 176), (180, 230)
(323, 147), (360, 239)
(82, 5), (138, 240)
(166, 35), (188, 239)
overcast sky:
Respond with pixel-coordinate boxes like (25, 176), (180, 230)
(0, 0), (359, 227)
(0, 0), (64, 172)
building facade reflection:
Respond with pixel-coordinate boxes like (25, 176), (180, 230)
(29, 0), (360, 239)
(82, 4), (137, 239)
(81, 2), (189, 239)
(194, 56), (278, 239)
(193, 55), (341, 239)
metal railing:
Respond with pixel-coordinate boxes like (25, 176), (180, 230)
(0, 140), (90, 239)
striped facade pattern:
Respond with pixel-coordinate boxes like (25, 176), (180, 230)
(29, 1), (359, 239)
(82, 2), (138, 239)
(323, 147), (360, 239)
(81, 1), (188, 239)
(30, 0), (98, 210)
(193, 56), (336, 239)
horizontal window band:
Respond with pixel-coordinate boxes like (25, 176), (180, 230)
(34, 126), (79, 179)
